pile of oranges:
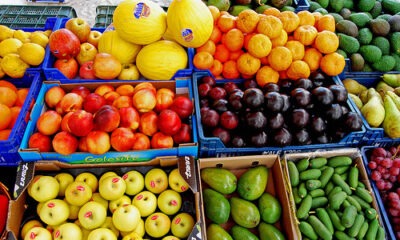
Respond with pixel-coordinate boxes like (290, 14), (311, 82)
(193, 7), (346, 87)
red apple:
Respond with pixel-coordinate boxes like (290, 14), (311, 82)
(169, 96), (193, 119)
(119, 107), (140, 131)
(67, 110), (94, 137)
(94, 84), (114, 96)
(78, 136), (88, 152)
(36, 110), (62, 136)
(154, 88), (175, 112)
(45, 86), (65, 109)
(112, 95), (132, 109)
(172, 123), (191, 144)
(79, 61), (96, 79)
(59, 93), (83, 114)
(76, 42), (97, 65)
(49, 28), (80, 59)
(61, 112), (74, 132)
(83, 93), (106, 114)
(139, 111), (158, 136)
(93, 53), (122, 80)
(86, 130), (110, 154)
(157, 109), (181, 136)
(93, 105), (120, 132)
(28, 132), (52, 152)
(52, 131), (79, 155)
(54, 58), (79, 79)
(151, 132), (174, 149)
(104, 91), (120, 106)
(70, 86), (90, 99)
(132, 133), (150, 150)
(132, 88), (156, 113)
(65, 18), (91, 43)
(87, 30), (102, 48)
(111, 127), (135, 152)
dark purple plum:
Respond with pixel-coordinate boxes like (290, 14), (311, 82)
(329, 84), (348, 103)
(243, 79), (258, 89)
(325, 103), (343, 121)
(209, 87), (227, 101)
(224, 82), (240, 94)
(262, 83), (280, 93)
(265, 92), (284, 112)
(245, 111), (267, 130)
(201, 109), (219, 128)
(281, 94), (291, 112)
(279, 79), (293, 94)
(291, 108), (310, 129)
(231, 135), (246, 148)
(212, 127), (231, 145)
(250, 131), (268, 147)
(310, 116), (327, 134)
(343, 112), (363, 131)
(294, 129), (312, 145)
(243, 88), (264, 109)
(291, 88), (311, 108)
(268, 112), (285, 129)
(273, 128), (292, 146)
(312, 86), (334, 106)
(212, 99), (229, 113)
(294, 78), (313, 90)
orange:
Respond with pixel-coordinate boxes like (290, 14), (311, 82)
(297, 10), (315, 26)
(268, 46), (293, 71)
(257, 15), (283, 39)
(224, 28), (244, 52)
(271, 29), (288, 47)
(222, 60), (240, 79)
(0, 129), (11, 140)
(278, 11), (300, 33)
(208, 6), (220, 23)
(243, 33), (256, 50)
(209, 26), (222, 43)
(210, 59), (223, 77)
(263, 7), (281, 17)
(293, 25), (318, 46)
(236, 9), (260, 33)
(0, 80), (17, 92)
(8, 106), (21, 129)
(230, 49), (244, 61)
(196, 40), (217, 55)
(286, 60), (311, 80)
(314, 30), (339, 54)
(0, 86), (17, 107)
(256, 66), (279, 87)
(285, 40), (305, 60)
(214, 44), (230, 63)
(303, 47), (323, 71)
(217, 14), (236, 33)
(15, 88), (29, 107)
(0, 103), (11, 131)
(193, 51), (214, 70)
(247, 33), (272, 58)
(320, 52), (346, 76)
(312, 11), (323, 24)
(316, 14), (335, 32)
(237, 53), (261, 76)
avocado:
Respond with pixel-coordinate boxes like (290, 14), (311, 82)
(357, 28), (373, 45)
(200, 167), (237, 194)
(230, 197), (261, 228)
(350, 53), (365, 71)
(372, 55), (396, 71)
(370, 18), (391, 36)
(330, 0), (345, 12)
(359, 45), (383, 63)
(391, 32), (400, 54)
(336, 20), (359, 37)
(258, 192), (282, 224)
(280, 5), (296, 11)
(203, 188), (231, 224)
(338, 33), (360, 54)
(208, 0), (231, 11)
(382, 0), (400, 14)
(316, 0), (329, 8)
(207, 224), (233, 240)
(231, 225), (259, 240)
(255, 4), (273, 13)
(329, 13), (344, 23)
(370, 1), (383, 19)
(388, 15), (400, 32)
(372, 36), (391, 55)
(343, 0), (354, 9)
(362, 63), (374, 72)
(340, 8), (352, 19)
(336, 49), (348, 58)
(391, 53), (400, 71)
(259, 222), (286, 240)
(349, 12), (372, 28)
(314, 7), (329, 14)
(309, 1), (323, 11)
(358, 0), (376, 11)
(237, 165), (268, 201)
(376, 14), (393, 21)
(229, 5), (251, 16)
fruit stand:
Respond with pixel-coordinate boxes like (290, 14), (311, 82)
(0, 0), (400, 239)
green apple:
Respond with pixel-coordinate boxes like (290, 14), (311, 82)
(170, 212), (195, 239)
(65, 181), (93, 206)
(39, 199), (70, 226)
(157, 189), (182, 215)
(24, 227), (52, 240)
(112, 204), (141, 232)
(87, 228), (117, 240)
(131, 190), (157, 217)
(75, 172), (99, 192)
(121, 232), (142, 240)
(100, 217), (119, 237)
(168, 168), (189, 193)
(46, 224), (63, 236)
(109, 195), (131, 213)
(90, 192), (108, 210)
(21, 219), (43, 239)
(67, 202), (81, 220)
(162, 236), (180, 240)
(99, 176), (126, 201)
(74, 220), (91, 240)
(54, 173), (74, 197)
(36, 202), (44, 216)
(120, 218), (144, 238)
(118, 63), (140, 80)
(53, 222), (82, 240)
(144, 212), (171, 238)
(122, 170), (144, 196)
(99, 171), (118, 184)
(28, 175), (60, 202)
(144, 168), (168, 194)
(78, 201), (107, 230)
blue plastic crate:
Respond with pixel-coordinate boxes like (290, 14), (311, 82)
(18, 79), (198, 163)
(361, 145), (397, 240)
(0, 71), (42, 166)
(294, 0), (310, 12)
(43, 18), (194, 83)
(344, 58), (400, 76)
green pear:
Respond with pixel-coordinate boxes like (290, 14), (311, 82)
(361, 96), (385, 127)
(359, 89), (369, 104)
(342, 78), (367, 95)
(382, 73), (400, 87)
(203, 188), (230, 224)
(394, 87), (400, 96)
(237, 166), (268, 201)
(376, 81), (394, 97)
(349, 93), (363, 109)
(230, 197), (260, 228)
(386, 91), (400, 110)
(383, 94), (400, 138)
(206, 224), (233, 240)
(200, 167), (237, 194)
(231, 225), (259, 240)
(367, 88), (383, 103)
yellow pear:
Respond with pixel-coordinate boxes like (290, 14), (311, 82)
(30, 31), (49, 48)
(18, 42), (45, 66)
(0, 25), (15, 41)
(0, 38), (23, 57)
(13, 30), (31, 43)
(44, 30), (52, 37)
(1, 53), (29, 78)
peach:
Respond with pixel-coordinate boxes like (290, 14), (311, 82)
(71, 86), (91, 99)
(0, 86), (17, 107)
(78, 136), (88, 152)
(83, 93), (106, 114)
(112, 95), (132, 109)
(151, 132), (174, 149)
(104, 91), (120, 106)
(132, 133), (150, 150)
(132, 89), (156, 113)
(132, 82), (156, 95)
(61, 112), (74, 132)
(86, 130), (110, 154)
(93, 105), (120, 132)
(111, 127), (135, 152)
(28, 132), (52, 152)
(116, 84), (134, 97)
(154, 88), (175, 112)
(8, 106), (21, 129)
(67, 110), (94, 137)
(45, 86), (66, 108)
(94, 84), (114, 96)
(0, 129), (11, 140)
(36, 110), (62, 135)
(139, 111), (158, 136)
(119, 107), (140, 130)
(0, 104), (11, 130)
(15, 88), (29, 107)
(52, 131), (79, 155)
(59, 92), (83, 114)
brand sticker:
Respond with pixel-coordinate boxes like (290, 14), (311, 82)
(134, 2), (150, 19)
(181, 28), (194, 42)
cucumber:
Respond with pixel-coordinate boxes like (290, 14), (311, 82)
(365, 208), (377, 220)
(328, 156), (353, 167)
(327, 208), (346, 231)
(316, 208), (334, 234)
(355, 187), (373, 203)
(346, 195), (362, 212)
(310, 189), (325, 198)
(300, 169), (322, 181)
(288, 161), (300, 187)
(357, 221), (369, 239)
(348, 167), (359, 189)
(311, 197), (328, 209)
(306, 180), (322, 191)
(297, 158), (310, 172)
(335, 165), (350, 174)
(365, 218), (379, 240)
(332, 173), (352, 195)
(342, 205), (357, 228)
(319, 167), (334, 188)
(352, 195), (370, 210)
(293, 187), (302, 204)
(297, 195), (312, 220)
(376, 226), (385, 240)
(299, 221), (318, 240)
(308, 215), (333, 240)
(348, 214), (365, 237)
(335, 231), (355, 240)
(329, 191), (347, 210)
(310, 157), (328, 169)
(299, 182), (308, 199)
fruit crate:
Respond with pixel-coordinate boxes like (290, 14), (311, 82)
(6, 156), (203, 240)
(93, 5), (116, 28)
(0, 71), (42, 167)
(336, 74), (400, 146)
(18, 79), (198, 163)
(43, 17), (194, 82)
(282, 148), (387, 240)
(361, 145), (398, 240)
(0, 6), (75, 28)
(344, 58), (400, 77)
(294, 0), (310, 12)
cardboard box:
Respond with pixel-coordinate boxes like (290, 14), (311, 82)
(18, 79), (198, 163)
(282, 148), (385, 239)
(198, 155), (297, 240)
(5, 156), (203, 240)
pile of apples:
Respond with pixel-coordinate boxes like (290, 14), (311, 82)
(21, 167), (196, 240)
(28, 82), (194, 155)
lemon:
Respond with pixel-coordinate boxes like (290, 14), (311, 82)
(0, 25), (15, 41)
(30, 31), (49, 48)
(13, 30), (31, 43)
(0, 38), (23, 57)
(1, 53), (29, 78)
(18, 43), (45, 66)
